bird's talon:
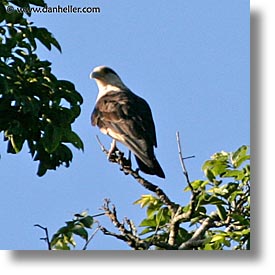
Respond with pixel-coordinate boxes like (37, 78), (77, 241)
(107, 152), (117, 162)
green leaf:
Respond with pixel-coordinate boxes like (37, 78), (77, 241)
(29, 0), (46, 7)
(139, 227), (156, 236)
(5, 9), (25, 23)
(196, 206), (207, 216)
(51, 238), (71, 250)
(80, 216), (94, 229)
(222, 169), (245, 180)
(146, 204), (160, 219)
(134, 195), (161, 208)
(23, 27), (37, 50)
(228, 190), (244, 203)
(9, 0), (30, 8)
(63, 130), (84, 151)
(204, 168), (215, 182)
(211, 234), (225, 243)
(208, 185), (229, 196)
(71, 224), (88, 241)
(155, 208), (164, 225)
(216, 205), (227, 221)
(184, 180), (208, 191)
(0, 4), (6, 23)
(32, 27), (62, 52)
(139, 217), (157, 227)
(56, 144), (73, 166)
(42, 124), (62, 153)
(56, 226), (69, 235)
(231, 214), (250, 226)
(197, 193), (226, 206)
(202, 157), (229, 177)
(231, 145), (248, 167)
(233, 155), (250, 169)
(7, 135), (25, 153)
(37, 162), (47, 177)
(177, 227), (191, 243)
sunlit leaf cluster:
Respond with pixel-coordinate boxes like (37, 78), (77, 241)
(134, 145), (250, 250)
(50, 211), (94, 250)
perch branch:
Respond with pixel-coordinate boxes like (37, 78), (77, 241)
(95, 136), (179, 214)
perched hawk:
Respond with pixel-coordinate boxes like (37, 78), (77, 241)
(90, 66), (165, 178)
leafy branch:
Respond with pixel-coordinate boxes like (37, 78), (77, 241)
(94, 134), (250, 250)
(35, 211), (104, 250)
(0, 0), (83, 176)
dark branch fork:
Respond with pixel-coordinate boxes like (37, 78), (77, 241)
(34, 224), (51, 250)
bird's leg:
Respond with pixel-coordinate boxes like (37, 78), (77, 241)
(121, 150), (132, 170)
(126, 150), (132, 168)
(119, 150), (132, 175)
(107, 139), (118, 161)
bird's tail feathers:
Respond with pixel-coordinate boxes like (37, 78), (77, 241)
(135, 156), (165, 179)
(120, 135), (165, 178)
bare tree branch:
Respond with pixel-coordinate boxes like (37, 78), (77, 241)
(34, 224), (51, 250)
(99, 199), (148, 250)
(167, 132), (198, 246)
(176, 131), (194, 191)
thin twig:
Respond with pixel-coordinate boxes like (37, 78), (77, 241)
(82, 226), (100, 250)
(176, 131), (193, 191)
(91, 212), (106, 218)
(183, 155), (195, 160)
(34, 224), (51, 250)
(96, 135), (109, 154)
(174, 131), (200, 223)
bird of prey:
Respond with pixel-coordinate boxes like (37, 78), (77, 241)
(90, 66), (165, 178)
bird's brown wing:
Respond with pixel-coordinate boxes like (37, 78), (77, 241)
(91, 90), (157, 168)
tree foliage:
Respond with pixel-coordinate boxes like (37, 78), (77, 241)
(37, 144), (250, 250)
(0, 0), (83, 176)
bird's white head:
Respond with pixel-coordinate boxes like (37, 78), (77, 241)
(90, 66), (128, 100)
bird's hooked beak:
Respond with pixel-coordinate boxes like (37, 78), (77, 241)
(90, 71), (101, 80)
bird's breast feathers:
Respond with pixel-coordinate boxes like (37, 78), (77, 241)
(99, 126), (125, 142)
(96, 84), (123, 102)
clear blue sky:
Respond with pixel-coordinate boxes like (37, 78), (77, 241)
(0, 0), (249, 250)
